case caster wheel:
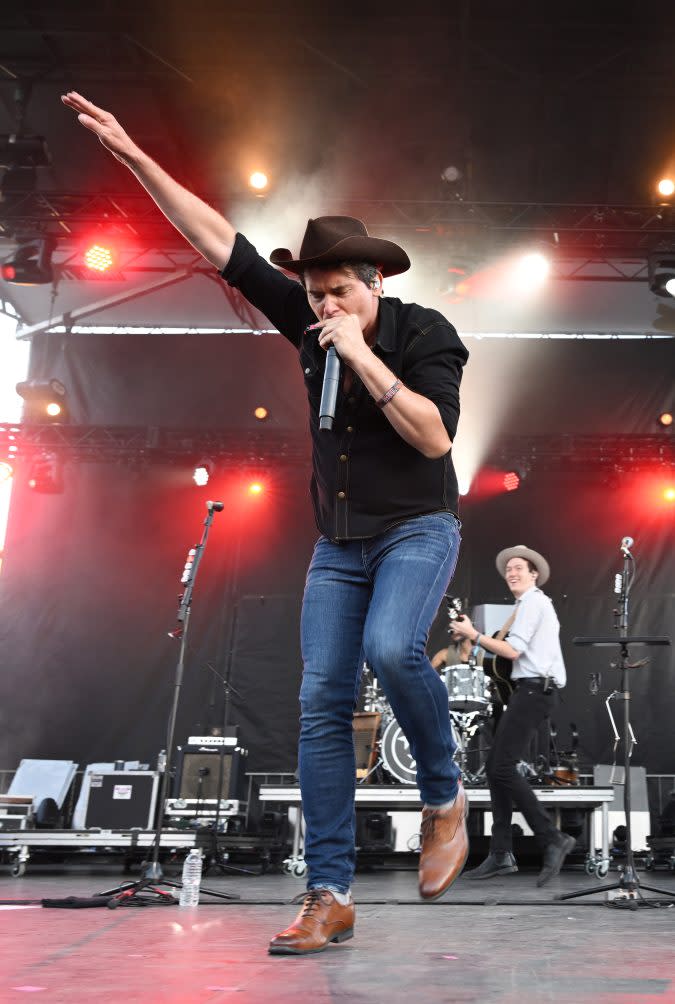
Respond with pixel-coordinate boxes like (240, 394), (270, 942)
(11, 861), (26, 878)
(595, 860), (609, 878)
(644, 855), (654, 871)
(292, 861), (307, 878)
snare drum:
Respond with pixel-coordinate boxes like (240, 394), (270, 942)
(443, 663), (491, 712)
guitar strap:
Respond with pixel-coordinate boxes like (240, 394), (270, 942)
(495, 609), (516, 641)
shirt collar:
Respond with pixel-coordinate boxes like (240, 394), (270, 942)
(515, 585), (540, 603)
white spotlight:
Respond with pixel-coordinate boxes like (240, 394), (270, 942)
(517, 252), (550, 283)
(665, 277), (675, 297)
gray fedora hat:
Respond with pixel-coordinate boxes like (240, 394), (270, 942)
(270, 215), (411, 277)
(495, 544), (550, 586)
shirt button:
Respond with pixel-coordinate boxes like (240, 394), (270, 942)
(339, 454), (347, 462)
(304, 367), (311, 374)
(347, 426), (354, 433)
(337, 491), (346, 499)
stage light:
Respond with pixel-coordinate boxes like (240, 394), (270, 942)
(657, 178), (674, 198)
(248, 481), (264, 496)
(0, 461), (13, 483)
(440, 165), (462, 184)
(503, 471), (521, 492)
(648, 255), (675, 298)
(16, 378), (68, 422)
(193, 459), (214, 487)
(664, 486), (675, 502)
(84, 243), (115, 272)
(1, 238), (54, 285)
(657, 412), (673, 428)
(249, 171), (268, 192)
(254, 406), (269, 421)
(27, 452), (63, 493)
(516, 252), (550, 284)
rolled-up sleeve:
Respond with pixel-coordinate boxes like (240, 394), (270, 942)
(402, 319), (467, 439)
(508, 594), (545, 656)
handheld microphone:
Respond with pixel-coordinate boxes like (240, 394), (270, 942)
(319, 345), (341, 431)
(207, 501), (224, 512)
(620, 535), (634, 556)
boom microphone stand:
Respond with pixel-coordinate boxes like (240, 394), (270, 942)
(99, 501), (239, 906)
(557, 537), (672, 908)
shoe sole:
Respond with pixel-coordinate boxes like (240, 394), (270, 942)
(268, 928), (354, 955)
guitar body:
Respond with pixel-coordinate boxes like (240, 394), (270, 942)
(482, 641), (514, 706)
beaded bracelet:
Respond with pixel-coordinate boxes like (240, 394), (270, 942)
(376, 379), (402, 408)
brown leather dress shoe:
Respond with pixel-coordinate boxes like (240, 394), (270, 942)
(268, 889), (355, 955)
(418, 784), (469, 900)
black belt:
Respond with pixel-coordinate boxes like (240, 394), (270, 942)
(516, 677), (557, 690)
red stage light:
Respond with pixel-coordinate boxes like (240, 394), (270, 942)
(84, 243), (114, 272)
(503, 471), (521, 492)
(254, 406), (269, 421)
(664, 486), (675, 502)
(657, 412), (673, 427)
(248, 481), (264, 496)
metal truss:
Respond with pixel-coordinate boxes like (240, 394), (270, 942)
(1, 191), (674, 260)
(2, 424), (672, 474)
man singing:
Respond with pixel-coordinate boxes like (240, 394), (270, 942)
(452, 545), (575, 885)
(62, 91), (470, 953)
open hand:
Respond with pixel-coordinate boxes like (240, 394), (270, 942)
(61, 91), (140, 166)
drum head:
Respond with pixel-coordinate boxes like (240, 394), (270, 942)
(380, 720), (416, 785)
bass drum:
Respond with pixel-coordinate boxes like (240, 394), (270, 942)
(380, 717), (462, 785)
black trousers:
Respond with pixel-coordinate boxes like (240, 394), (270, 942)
(486, 680), (560, 853)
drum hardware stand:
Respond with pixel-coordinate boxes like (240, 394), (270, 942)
(98, 502), (239, 907)
(557, 539), (672, 908)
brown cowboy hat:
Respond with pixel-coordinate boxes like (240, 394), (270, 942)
(269, 215), (410, 277)
(495, 544), (550, 586)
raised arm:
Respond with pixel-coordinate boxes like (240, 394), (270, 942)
(61, 91), (236, 271)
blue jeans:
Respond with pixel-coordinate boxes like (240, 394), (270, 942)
(299, 511), (462, 892)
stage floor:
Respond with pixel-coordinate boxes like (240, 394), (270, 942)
(1, 866), (674, 1002)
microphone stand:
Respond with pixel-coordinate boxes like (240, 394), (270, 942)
(98, 502), (239, 906)
(556, 540), (673, 908)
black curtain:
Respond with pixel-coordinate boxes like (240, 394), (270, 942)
(1, 333), (673, 773)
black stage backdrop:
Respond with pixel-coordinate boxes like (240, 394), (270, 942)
(0, 333), (673, 773)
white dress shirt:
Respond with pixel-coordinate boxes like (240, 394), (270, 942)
(507, 586), (566, 688)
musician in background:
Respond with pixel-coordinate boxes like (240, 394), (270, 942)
(430, 626), (478, 672)
(451, 545), (575, 886)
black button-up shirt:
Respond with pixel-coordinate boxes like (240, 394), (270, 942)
(222, 233), (468, 542)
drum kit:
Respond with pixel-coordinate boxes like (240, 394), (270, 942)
(357, 658), (498, 787)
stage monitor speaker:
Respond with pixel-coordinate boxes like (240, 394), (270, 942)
(174, 746), (244, 801)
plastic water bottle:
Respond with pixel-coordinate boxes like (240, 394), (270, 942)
(179, 848), (202, 908)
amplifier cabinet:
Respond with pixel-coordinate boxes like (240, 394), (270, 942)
(173, 746), (245, 802)
(79, 771), (159, 830)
